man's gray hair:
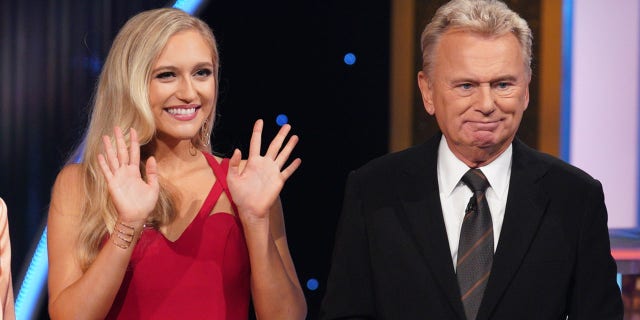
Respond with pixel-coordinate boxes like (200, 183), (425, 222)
(420, 0), (532, 76)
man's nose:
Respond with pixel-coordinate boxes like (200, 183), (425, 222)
(476, 84), (496, 115)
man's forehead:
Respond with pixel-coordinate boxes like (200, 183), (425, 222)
(438, 28), (518, 45)
(428, 33), (528, 82)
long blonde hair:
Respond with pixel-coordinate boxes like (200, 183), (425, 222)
(72, 8), (219, 270)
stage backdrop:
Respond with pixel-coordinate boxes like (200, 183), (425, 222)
(569, 0), (639, 228)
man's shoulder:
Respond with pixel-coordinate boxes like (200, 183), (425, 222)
(513, 139), (600, 188)
(354, 139), (436, 177)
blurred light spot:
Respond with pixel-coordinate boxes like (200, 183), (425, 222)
(276, 114), (289, 126)
(306, 278), (319, 291)
(86, 55), (102, 74)
(344, 53), (356, 65)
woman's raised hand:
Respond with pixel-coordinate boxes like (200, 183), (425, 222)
(97, 127), (159, 225)
(227, 120), (301, 224)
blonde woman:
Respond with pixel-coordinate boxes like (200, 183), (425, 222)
(47, 8), (306, 319)
(0, 198), (14, 320)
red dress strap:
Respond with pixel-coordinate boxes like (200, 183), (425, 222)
(106, 151), (250, 319)
(203, 153), (239, 215)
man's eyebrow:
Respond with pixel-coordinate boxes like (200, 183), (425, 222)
(448, 75), (520, 84)
(491, 75), (519, 82)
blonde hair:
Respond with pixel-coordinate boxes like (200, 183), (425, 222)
(420, 0), (532, 76)
(73, 8), (219, 270)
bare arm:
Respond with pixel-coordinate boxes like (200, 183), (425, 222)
(228, 120), (307, 319)
(242, 199), (306, 320)
(0, 198), (14, 319)
(48, 128), (158, 319)
(48, 165), (135, 319)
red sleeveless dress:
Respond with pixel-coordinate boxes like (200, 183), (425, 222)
(106, 153), (251, 319)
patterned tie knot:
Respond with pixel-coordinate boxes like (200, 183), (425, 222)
(462, 169), (489, 193)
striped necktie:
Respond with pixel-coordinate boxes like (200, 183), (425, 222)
(456, 168), (494, 320)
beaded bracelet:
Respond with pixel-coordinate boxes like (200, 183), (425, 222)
(112, 220), (141, 250)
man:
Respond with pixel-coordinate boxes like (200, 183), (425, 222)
(321, 0), (623, 319)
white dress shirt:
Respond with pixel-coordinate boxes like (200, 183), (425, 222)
(436, 136), (512, 271)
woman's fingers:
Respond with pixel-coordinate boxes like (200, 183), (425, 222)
(97, 154), (114, 181)
(281, 158), (302, 181)
(275, 134), (298, 168)
(239, 120), (301, 179)
(129, 128), (140, 166)
(102, 135), (120, 172)
(248, 119), (264, 158)
(229, 148), (242, 176)
(145, 156), (159, 190)
(114, 127), (130, 166)
(102, 127), (140, 171)
(250, 120), (300, 172)
(265, 124), (291, 160)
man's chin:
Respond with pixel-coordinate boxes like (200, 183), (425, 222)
(470, 135), (514, 153)
(469, 134), (497, 148)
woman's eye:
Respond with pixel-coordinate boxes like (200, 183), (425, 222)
(156, 72), (175, 79)
(195, 69), (212, 77)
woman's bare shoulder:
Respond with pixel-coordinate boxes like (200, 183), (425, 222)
(50, 164), (85, 218)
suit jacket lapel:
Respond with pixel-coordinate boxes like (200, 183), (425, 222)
(477, 139), (551, 320)
(393, 135), (466, 320)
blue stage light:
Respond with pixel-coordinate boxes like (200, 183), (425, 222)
(276, 114), (289, 126)
(617, 273), (622, 290)
(15, 228), (48, 320)
(306, 278), (319, 291)
(172, 0), (204, 14)
(344, 53), (356, 66)
(560, 0), (573, 162)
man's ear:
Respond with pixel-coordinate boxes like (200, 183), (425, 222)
(523, 74), (531, 111)
(417, 71), (435, 115)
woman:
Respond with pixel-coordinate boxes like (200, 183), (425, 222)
(47, 8), (306, 319)
(0, 198), (14, 320)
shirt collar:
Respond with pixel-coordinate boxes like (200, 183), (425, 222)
(437, 135), (512, 199)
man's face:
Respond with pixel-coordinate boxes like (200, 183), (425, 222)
(418, 29), (530, 167)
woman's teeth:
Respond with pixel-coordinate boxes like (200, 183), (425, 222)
(166, 107), (196, 115)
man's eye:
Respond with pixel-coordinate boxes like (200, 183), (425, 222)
(496, 82), (511, 89)
(459, 83), (473, 90)
(156, 72), (175, 79)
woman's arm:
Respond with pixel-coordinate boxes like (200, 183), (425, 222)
(242, 199), (306, 320)
(0, 198), (15, 320)
(228, 120), (306, 319)
(48, 128), (158, 319)
(48, 165), (137, 319)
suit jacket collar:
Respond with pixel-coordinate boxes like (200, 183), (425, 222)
(477, 138), (551, 320)
(394, 133), (467, 320)
(392, 136), (551, 320)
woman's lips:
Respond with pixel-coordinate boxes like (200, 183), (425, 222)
(164, 105), (200, 121)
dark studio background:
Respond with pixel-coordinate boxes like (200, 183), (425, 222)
(202, 0), (391, 317)
(1, 0), (390, 318)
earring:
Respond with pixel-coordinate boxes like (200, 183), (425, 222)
(200, 119), (211, 147)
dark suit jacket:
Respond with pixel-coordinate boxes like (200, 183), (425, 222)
(321, 134), (623, 320)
